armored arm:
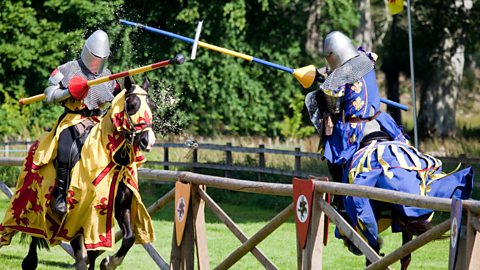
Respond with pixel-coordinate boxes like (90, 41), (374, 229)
(44, 69), (70, 103)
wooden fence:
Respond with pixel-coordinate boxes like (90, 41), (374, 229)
(2, 141), (480, 184)
(0, 141), (324, 180)
(0, 157), (479, 269)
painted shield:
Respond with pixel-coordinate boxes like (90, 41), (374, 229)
(449, 197), (463, 269)
(293, 177), (315, 249)
(175, 181), (191, 246)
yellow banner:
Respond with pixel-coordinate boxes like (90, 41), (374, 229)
(388, 0), (404, 15)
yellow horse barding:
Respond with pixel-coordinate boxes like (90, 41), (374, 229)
(1, 76), (156, 269)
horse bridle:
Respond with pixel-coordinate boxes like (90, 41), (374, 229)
(123, 91), (153, 146)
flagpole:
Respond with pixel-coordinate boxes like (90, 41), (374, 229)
(407, 0), (418, 149)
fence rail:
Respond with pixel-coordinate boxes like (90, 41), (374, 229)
(2, 141), (480, 183)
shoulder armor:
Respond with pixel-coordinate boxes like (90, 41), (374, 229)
(48, 68), (65, 85)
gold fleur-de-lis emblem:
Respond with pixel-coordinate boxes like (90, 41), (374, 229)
(350, 122), (357, 129)
(350, 134), (357, 143)
(350, 81), (363, 94)
(353, 97), (365, 111)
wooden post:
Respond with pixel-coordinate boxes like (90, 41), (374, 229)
(192, 148), (198, 173)
(4, 139), (8, 158)
(142, 243), (170, 270)
(164, 146), (169, 170)
(365, 219), (451, 270)
(468, 215), (480, 269)
(466, 211), (479, 268)
(198, 188), (278, 269)
(170, 191), (195, 270)
(0, 181), (14, 198)
(215, 204), (294, 270)
(191, 185), (210, 270)
(258, 144), (265, 181)
(297, 190), (325, 270)
(294, 147), (301, 177)
(317, 196), (385, 266)
(225, 142), (232, 178)
(451, 212), (468, 270)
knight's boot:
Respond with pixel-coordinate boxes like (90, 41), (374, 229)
(54, 163), (71, 215)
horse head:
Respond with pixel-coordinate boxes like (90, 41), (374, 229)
(111, 76), (156, 153)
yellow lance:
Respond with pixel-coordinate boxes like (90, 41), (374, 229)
(120, 19), (408, 111)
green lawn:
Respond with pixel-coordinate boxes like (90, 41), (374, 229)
(0, 188), (453, 269)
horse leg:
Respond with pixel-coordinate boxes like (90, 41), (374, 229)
(71, 235), (88, 270)
(87, 250), (101, 270)
(22, 236), (38, 270)
(400, 231), (413, 270)
(100, 182), (134, 270)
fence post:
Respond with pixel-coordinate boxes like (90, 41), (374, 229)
(294, 147), (301, 176)
(465, 210), (478, 269)
(192, 148), (198, 173)
(164, 146), (169, 170)
(4, 139), (8, 158)
(225, 142), (232, 178)
(297, 188), (325, 269)
(258, 144), (265, 181)
(191, 185), (209, 269)
(170, 190), (195, 269)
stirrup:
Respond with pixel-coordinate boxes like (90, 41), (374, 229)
(53, 196), (67, 215)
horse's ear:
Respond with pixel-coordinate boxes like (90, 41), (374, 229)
(142, 75), (150, 92)
(124, 76), (135, 93)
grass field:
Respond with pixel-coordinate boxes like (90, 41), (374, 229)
(0, 185), (456, 270)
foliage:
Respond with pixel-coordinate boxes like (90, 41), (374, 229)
(150, 79), (189, 136)
(0, 89), (63, 139)
(320, 0), (360, 35)
(5, 0), (478, 141)
(0, 0), (121, 139)
(0, 0), (363, 139)
(276, 91), (315, 138)
(0, 166), (19, 187)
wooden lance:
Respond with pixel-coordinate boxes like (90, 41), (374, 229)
(120, 19), (408, 111)
(19, 54), (185, 105)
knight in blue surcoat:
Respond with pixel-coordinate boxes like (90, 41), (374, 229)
(306, 31), (473, 251)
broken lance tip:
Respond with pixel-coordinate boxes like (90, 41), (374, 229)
(172, 54), (185, 65)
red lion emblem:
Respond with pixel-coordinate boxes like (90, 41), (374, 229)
(11, 141), (44, 226)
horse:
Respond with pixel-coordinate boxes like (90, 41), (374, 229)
(305, 83), (473, 269)
(330, 138), (473, 269)
(0, 75), (157, 270)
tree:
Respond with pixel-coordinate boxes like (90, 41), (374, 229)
(354, 0), (374, 51)
(414, 1), (475, 138)
(0, 0), (124, 139)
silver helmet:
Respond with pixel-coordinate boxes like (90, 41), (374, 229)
(81, 30), (110, 75)
(323, 31), (359, 70)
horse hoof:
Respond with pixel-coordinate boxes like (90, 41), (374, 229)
(75, 261), (87, 270)
(100, 255), (123, 270)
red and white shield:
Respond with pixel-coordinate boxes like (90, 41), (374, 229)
(293, 177), (314, 249)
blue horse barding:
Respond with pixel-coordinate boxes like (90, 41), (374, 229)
(342, 139), (473, 255)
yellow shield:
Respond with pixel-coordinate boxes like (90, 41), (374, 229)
(174, 181), (191, 246)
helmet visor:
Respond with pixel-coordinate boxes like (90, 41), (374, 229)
(81, 47), (108, 75)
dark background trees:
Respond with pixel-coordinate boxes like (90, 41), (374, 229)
(1, 0), (478, 141)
